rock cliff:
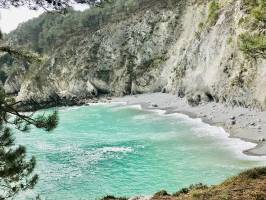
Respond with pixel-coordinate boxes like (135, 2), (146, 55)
(3, 0), (266, 109)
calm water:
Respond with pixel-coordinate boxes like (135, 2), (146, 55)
(15, 104), (265, 200)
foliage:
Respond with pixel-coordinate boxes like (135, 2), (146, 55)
(0, 87), (58, 199)
(239, 167), (266, 179)
(0, 0), (107, 11)
(241, 0), (266, 29)
(0, 46), (43, 63)
(0, 126), (38, 199)
(198, 22), (205, 30)
(242, 0), (259, 11)
(238, 0), (266, 59)
(0, 0), (106, 199)
(148, 167), (266, 199)
(173, 183), (208, 197)
(101, 195), (128, 200)
(6, 0), (132, 53)
(207, 1), (220, 26)
(251, 4), (266, 23)
(154, 190), (169, 197)
(239, 33), (266, 59)
(0, 70), (7, 84)
(173, 187), (189, 196)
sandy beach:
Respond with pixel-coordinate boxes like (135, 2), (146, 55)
(109, 93), (266, 156)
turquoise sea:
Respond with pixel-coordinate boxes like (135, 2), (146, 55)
(15, 104), (266, 200)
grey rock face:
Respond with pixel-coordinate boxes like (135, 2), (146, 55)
(17, 0), (184, 104)
(6, 0), (266, 110)
(4, 71), (24, 94)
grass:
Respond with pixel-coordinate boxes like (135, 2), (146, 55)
(151, 167), (266, 200)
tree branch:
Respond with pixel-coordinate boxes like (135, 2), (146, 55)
(0, 46), (43, 63)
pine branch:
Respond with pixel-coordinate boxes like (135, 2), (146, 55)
(0, 46), (43, 63)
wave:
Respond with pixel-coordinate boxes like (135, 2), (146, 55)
(101, 146), (134, 153)
(114, 103), (266, 162)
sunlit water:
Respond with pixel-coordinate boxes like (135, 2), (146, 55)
(15, 104), (266, 200)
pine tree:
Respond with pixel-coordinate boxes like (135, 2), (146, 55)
(0, 87), (58, 199)
(0, 24), (58, 199)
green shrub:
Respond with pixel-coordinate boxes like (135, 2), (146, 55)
(0, 70), (7, 83)
(173, 187), (190, 197)
(239, 33), (266, 59)
(207, 1), (220, 26)
(242, 0), (259, 12)
(154, 190), (169, 196)
(198, 22), (205, 30)
(189, 183), (208, 190)
(241, 0), (266, 28)
(251, 5), (266, 23)
(239, 167), (266, 179)
(173, 183), (208, 197)
(101, 195), (128, 200)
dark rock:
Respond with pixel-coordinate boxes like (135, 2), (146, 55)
(231, 120), (236, 125)
(187, 94), (201, 107)
(250, 122), (256, 126)
(161, 88), (167, 93)
(230, 116), (236, 120)
(177, 87), (185, 98)
(204, 92), (214, 102)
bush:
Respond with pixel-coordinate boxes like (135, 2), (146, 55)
(207, 1), (220, 26)
(101, 195), (128, 200)
(173, 183), (208, 197)
(242, 0), (259, 12)
(189, 183), (208, 190)
(154, 190), (169, 196)
(251, 5), (266, 23)
(239, 167), (266, 179)
(173, 187), (190, 197)
(0, 70), (7, 83)
(241, 0), (266, 28)
(239, 33), (266, 59)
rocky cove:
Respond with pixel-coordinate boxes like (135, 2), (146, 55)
(1, 0), (266, 110)
(0, 0), (266, 200)
(1, 0), (266, 154)
(0, 0), (266, 199)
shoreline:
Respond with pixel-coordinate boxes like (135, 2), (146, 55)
(109, 93), (266, 157)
